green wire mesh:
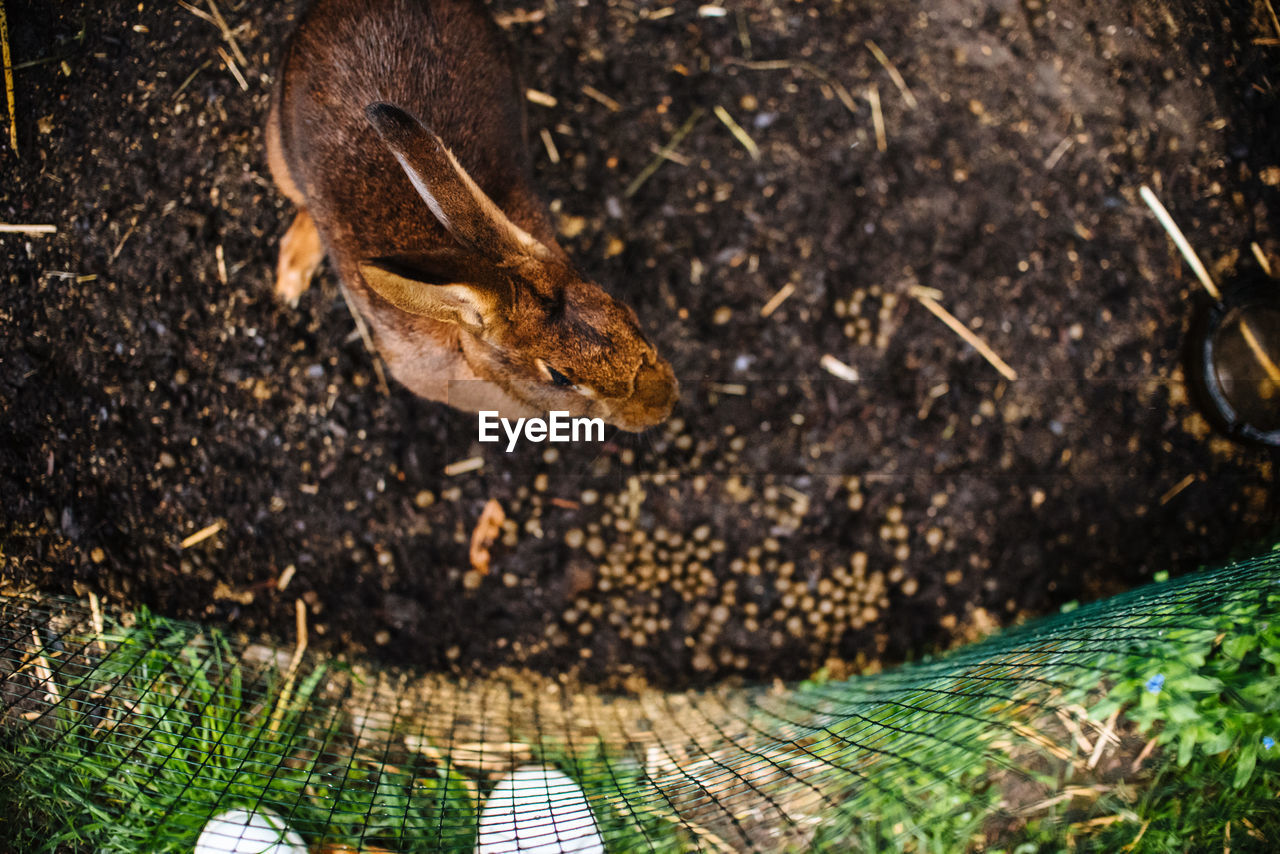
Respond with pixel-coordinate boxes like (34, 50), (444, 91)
(3, 547), (1279, 852)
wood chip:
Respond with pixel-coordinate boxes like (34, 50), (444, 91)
(539, 127), (560, 164)
(581, 84), (621, 112)
(820, 354), (860, 383)
(525, 88), (557, 108)
(469, 498), (505, 575)
(1252, 241), (1273, 276)
(760, 281), (795, 317)
(181, 519), (225, 549)
(493, 7), (546, 27)
(708, 382), (747, 395)
(215, 244), (228, 285)
(1043, 136), (1073, 170)
(867, 84), (886, 152)
(444, 456), (484, 477)
(0, 223), (56, 235)
(1159, 473), (1197, 506)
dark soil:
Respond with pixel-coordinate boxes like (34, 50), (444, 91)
(2, 0), (1277, 690)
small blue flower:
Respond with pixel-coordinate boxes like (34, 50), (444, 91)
(1264, 736), (1275, 751)
(1144, 674), (1165, 694)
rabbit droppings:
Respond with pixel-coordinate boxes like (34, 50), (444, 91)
(266, 0), (678, 430)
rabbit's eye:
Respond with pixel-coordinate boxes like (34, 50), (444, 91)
(546, 366), (573, 387)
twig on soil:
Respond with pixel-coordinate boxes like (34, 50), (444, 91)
(1044, 136), (1073, 170)
(525, 88), (557, 107)
(539, 127), (559, 163)
(337, 282), (391, 395)
(625, 108), (704, 198)
(1130, 735), (1158, 773)
(1, 0), (17, 156)
(713, 104), (760, 160)
(648, 142), (691, 166)
(216, 46), (248, 92)
(1264, 0), (1280, 40)
(1009, 719), (1073, 761)
(820, 354), (860, 383)
(1143, 187), (1280, 382)
(867, 84), (887, 152)
(181, 519), (225, 549)
(759, 281), (795, 317)
(493, 7), (546, 28)
(1241, 319), (1280, 383)
(88, 590), (104, 657)
(215, 244), (228, 285)
(178, 0), (248, 68)
(444, 456), (485, 477)
(0, 223), (56, 235)
(735, 8), (752, 57)
(180, 0), (249, 82)
(909, 285), (1019, 381)
(1138, 184), (1220, 300)
(581, 84), (621, 112)
(172, 59), (212, 102)
(1087, 707), (1120, 771)
(724, 57), (859, 115)
(110, 217), (138, 261)
(864, 39), (918, 109)
(1159, 473), (1197, 506)
(1251, 241), (1273, 276)
(1056, 707), (1094, 756)
(204, 0), (248, 67)
(29, 629), (60, 709)
(708, 382), (746, 395)
(268, 598), (308, 733)
(1016, 785), (1111, 816)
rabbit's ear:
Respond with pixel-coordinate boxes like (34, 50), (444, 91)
(358, 256), (510, 334)
(365, 102), (558, 265)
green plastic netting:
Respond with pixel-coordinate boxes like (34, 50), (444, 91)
(3, 547), (1279, 852)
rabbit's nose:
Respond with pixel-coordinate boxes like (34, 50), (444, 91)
(611, 358), (678, 430)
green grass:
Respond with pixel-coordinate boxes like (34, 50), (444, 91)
(0, 611), (477, 853)
(2, 552), (1278, 853)
(794, 562), (1280, 853)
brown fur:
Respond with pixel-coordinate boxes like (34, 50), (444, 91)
(267, 0), (677, 430)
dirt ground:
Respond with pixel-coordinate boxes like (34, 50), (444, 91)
(1, 0), (1277, 690)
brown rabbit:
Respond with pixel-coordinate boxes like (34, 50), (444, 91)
(266, 0), (677, 430)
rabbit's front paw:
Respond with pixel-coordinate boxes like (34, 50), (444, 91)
(275, 209), (324, 306)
